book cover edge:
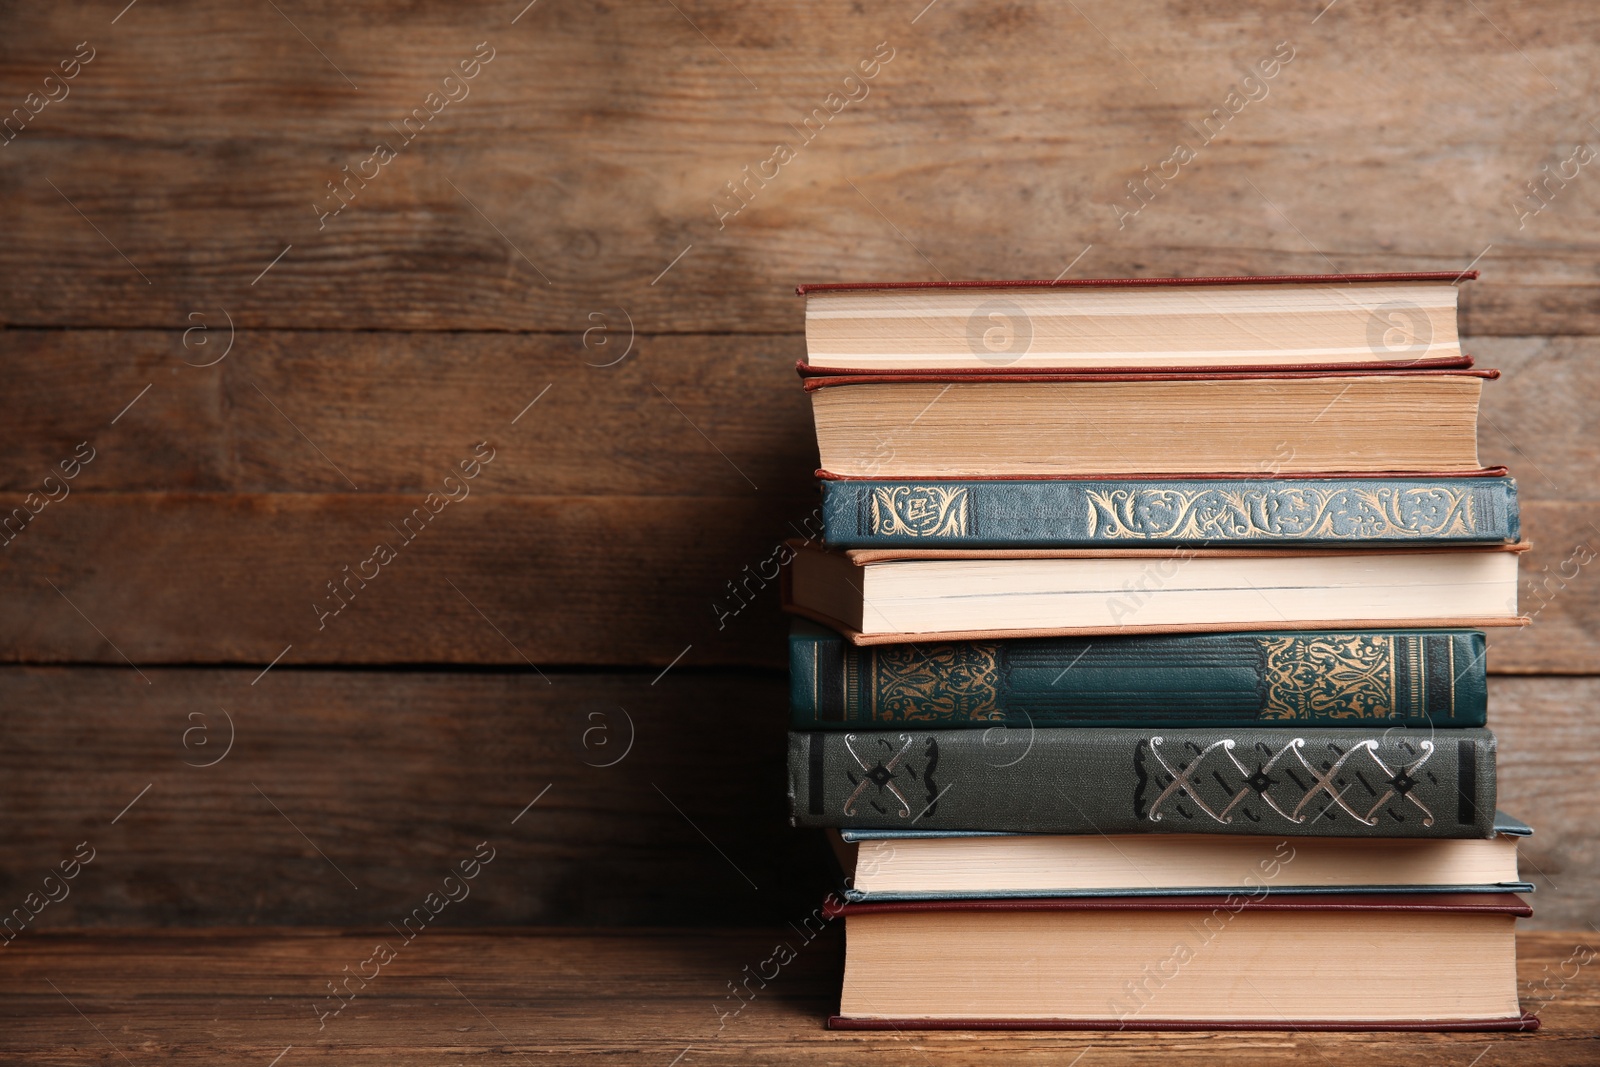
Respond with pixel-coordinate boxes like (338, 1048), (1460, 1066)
(795, 270), (1479, 295)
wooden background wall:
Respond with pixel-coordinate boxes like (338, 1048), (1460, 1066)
(0, 0), (1596, 930)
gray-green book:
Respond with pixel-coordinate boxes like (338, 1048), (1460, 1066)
(789, 726), (1497, 838)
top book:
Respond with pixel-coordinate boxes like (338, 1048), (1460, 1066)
(796, 272), (1473, 373)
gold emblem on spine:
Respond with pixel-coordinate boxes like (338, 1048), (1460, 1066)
(1261, 635), (1396, 720)
(869, 642), (1001, 723)
(869, 486), (969, 538)
(1086, 486), (1476, 540)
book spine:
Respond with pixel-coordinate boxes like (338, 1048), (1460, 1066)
(820, 477), (1519, 548)
(788, 727), (1497, 838)
(790, 629), (1488, 730)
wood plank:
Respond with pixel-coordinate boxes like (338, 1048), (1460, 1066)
(1487, 503), (1600, 674)
(0, 668), (1591, 931)
(2, 3), (1599, 332)
(0, 330), (1589, 498)
(0, 329), (816, 496)
(0, 667), (832, 929)
(1493, 676), (1600, 930)
(1, 494), (1595, 669)
(1474, 337), (1600, 504)
(0, 928), (1593, 1064)
(0, 492), (814, 667)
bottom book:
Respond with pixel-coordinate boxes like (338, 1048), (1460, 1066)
(831, 893), (1536, 1030)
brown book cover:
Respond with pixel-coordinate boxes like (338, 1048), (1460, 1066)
(801, 366), (1500, 391)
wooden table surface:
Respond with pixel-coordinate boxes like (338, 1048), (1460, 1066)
(1, 928), (1595, 1065)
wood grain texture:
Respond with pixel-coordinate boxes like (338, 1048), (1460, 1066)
(0, 329), (815, 495)
(1487, 504), (1600, 673)
(0, 929), (1594, 1064)
(0, 668), (1591, 931)
(1489, 675), (1600, 930)
(1476, 337), (1600, 504)
(0, 666), (835, 928)
(0, 492), (811, 667)
(1, 2), (1599, 332)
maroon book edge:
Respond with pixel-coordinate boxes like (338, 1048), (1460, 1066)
(797, 355), (1475, 378)
(826, 1013), (1539, 1033)
(837, 892), (1532, 917)
(814, 467), (1512, 481)
(802, 367), (1499, 390)
(796, 270), (1478, 295)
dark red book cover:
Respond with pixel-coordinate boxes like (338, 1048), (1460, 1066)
(801, 367), (1499, 390)
(836, 892), (1533, 916)
(796, 270), (1478, 295)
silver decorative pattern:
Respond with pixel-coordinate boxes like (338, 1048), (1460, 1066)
(1145, 735), (1436, 827)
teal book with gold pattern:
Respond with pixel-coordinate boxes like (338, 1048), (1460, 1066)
(819, 475), (1518, 548)
(789, 621), (1487, 729)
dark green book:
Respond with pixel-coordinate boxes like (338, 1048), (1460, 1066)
(789, 726), (1497, 838)
(820, 476), (1519, 548)
(790, 622), (1487, 729)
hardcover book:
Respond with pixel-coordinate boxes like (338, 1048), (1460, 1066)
(832, 814), (1534, 901)
(789, 622), (1489, 729)
(831, 893), (1534, 1030)
(797, 272), (1475, 373)
(805, 369), (1495, 477)
(783, 540), (1527, 643)
(818, 475), (1519, 549)
(789, 725), (1499, 838)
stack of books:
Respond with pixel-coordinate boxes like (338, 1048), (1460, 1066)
(782, 272), (1538, 1031)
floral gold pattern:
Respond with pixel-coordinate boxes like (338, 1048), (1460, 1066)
(1260, 635), (1394, 720)
(869, 485), (969, 538)
(869, 643), (1002, 723)
(1086, 485), (1476, 540)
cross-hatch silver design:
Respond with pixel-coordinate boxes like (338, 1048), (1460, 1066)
(842, 733), (915, 818)
(1147, 736), (1436, 827)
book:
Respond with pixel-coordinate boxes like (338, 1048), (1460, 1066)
(783, 540), (1526, 643)
(830, 893), (1534, 1029)
(789, 622), (1490, 729)
(797, 273), (1474, 373)
(818, 474), (1519, 549)
(831, 813), (1533, 901)
(805, 369), (1494, 477)
(788, 725), (1499, 837)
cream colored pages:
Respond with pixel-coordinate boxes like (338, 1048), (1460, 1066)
(854, 550), (1519, 634)
(811, 376), (1483, 476)
(805, 282), (1461, 369)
